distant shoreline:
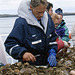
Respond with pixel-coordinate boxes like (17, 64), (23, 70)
(0, 14), (18, 18)
(63, 13), (75, 16)
(0, 13), (75, 18)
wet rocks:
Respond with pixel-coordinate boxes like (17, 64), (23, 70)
(0, 47), (75, 75)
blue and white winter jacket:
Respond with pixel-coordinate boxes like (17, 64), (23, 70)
(4, 0), (58, 65)
(55, 20), (70, 42)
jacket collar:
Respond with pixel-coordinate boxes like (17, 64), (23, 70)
(56, 20), (65, 29)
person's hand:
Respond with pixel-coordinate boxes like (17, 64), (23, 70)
(63, 41), (70, 48)
(47, 49), (57, 67)
(23, 52), (36, 62)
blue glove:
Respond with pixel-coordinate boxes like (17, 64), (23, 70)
(47, 49), (57, 67)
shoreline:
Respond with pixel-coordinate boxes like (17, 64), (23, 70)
(0, 13), (75, 18)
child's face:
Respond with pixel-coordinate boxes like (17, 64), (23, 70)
(54, 19), (59, 28)
(58, 15), (63, 24)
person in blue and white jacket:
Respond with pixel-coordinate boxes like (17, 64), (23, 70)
(4, 0), (58, 66)
(55, 8), (70, 42)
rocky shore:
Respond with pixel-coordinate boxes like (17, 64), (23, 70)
(0, 47), (75, 75)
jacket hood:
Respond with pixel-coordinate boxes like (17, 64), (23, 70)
(18, 0), (48, 33)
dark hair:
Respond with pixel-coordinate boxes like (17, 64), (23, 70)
(46, 2), (53, 11)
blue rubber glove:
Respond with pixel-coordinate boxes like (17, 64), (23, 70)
(47, 49), (57, 67)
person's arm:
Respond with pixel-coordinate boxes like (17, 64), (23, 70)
(48, 14), (58, 51)
(56, 38), (69, 52)
(62, 25), (70, 42)
(4, 18), (27, 59)
(47, 15), (58, 66)
(4, 18), (36, 62)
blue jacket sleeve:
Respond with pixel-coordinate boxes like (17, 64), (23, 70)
(4, 18), (28, 59)
(48, 14), (58, 52)
(49, 31), (58, 52)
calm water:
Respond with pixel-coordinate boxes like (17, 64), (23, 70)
(0, 15), (75, 64)
(0, 15), (75, 34)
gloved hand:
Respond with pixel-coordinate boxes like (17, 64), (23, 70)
(63, 41), (69, 48)
(47, 49), (57, 67)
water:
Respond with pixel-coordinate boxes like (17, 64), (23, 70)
(0, 15), (75, 64)
(0, 17), (17, 34)
(63, 15), (75, 31)
(0, 15), (75, 34)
